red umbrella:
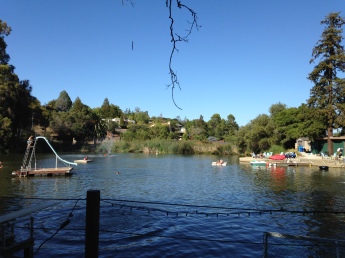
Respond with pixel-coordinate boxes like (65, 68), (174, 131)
(269, 154), (286, 160)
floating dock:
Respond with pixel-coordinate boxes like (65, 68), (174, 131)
(12, 136), (77, 177)
(12, 167), (74, 177)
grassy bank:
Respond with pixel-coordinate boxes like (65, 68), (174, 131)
(97, 139), (236, 155)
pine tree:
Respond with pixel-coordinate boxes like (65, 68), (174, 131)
(308, 12), (345, 155)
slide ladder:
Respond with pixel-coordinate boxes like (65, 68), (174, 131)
(22, 138), (38, 169)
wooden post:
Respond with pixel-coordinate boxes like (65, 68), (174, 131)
(85, 190), (100, 258)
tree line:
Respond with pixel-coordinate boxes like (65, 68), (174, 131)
(1, 12), (345, 155)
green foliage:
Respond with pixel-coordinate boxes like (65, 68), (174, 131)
(269, 145), (285, 155)
(98, 98), (123, 119)
(87, 137), (236, 155)
(84, 111), (107, 144)
(0, 19), (11, 64)
(0, 22), (36, 151)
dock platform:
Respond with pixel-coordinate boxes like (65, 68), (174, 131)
(240, 155), (345, 168)
(12, 167), (74, 177)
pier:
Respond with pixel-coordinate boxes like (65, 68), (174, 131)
(240, 152), (345, 168)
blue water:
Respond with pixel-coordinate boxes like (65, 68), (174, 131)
(1, 153), (345, 257)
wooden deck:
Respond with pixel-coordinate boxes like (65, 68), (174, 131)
(12, 167), (74, 177)
(0, 202), (57, 258)
(240, 156), (345, 168)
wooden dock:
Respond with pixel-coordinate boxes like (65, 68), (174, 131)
(0, 202), (57, 258)
(240, 156), (345, 168)
(12, 167), (74, 177)
(12, 136), (77, 177)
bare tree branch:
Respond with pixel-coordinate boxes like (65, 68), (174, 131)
(122, 0), (135, 7)
(122, 0), (200, 109)
(166, 0), (200, 109)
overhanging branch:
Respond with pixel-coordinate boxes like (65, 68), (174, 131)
(166, 0), (200, 110)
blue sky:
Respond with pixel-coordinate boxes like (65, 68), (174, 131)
(1, 1), (344, 126)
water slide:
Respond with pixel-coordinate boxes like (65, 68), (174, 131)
(35, 136), (77, 166)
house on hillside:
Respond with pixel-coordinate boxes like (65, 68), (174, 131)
(103, 118), (136, 126)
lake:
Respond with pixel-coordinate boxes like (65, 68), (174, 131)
(1, 153), (345, 257)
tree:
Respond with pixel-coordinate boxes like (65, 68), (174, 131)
(0, 20), (11, 64)
(184, 115), (208, 141)
(69, 97), (92, 141)
(207, 114), (222, 137)
(133, 107), (150, 124)
(55, 90), (72, 112)
(84, 111), (107, 146)
(0, 20), (35, 151)
(269, 102), (287, 117)
(98, 98), (123, 119)
(224, 114), (239, 143)
(272, 107), (301, 148)
(307, 12), (345, 155)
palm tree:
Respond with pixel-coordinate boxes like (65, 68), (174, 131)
(85, 111), (107, 147)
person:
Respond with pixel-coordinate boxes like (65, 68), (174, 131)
(219, 159), (224, 164)
(337, 148), (343, 159)
(0, 161), (2, 168)
(84, 156), (88, 160)
(27, 135), (34, 148)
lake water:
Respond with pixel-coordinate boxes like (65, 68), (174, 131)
(1, 153), (345, 257)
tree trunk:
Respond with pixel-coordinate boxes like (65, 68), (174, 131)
(327, 127), (333, 155)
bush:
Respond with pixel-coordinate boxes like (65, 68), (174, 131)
(269, 145), (285, 155)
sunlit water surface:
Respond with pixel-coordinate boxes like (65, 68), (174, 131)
(1, 153), (345, 257)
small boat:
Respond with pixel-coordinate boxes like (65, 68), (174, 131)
(319, 166), (329, 171)
(269, 154), (286, 160)
(250, 160), (267, 166)
(74, 159), (93, 164)
(212, 162), (227, 166)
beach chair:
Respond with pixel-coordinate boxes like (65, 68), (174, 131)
(321, 152), (330, 159)
(331, 152), (338, 160)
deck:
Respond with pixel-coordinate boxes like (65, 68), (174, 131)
(240, 155), (345, 168)
(12, 167), (74, 177)
(0, 202), (57, 257)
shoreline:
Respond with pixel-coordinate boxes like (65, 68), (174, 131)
(239, 153), (345, 168)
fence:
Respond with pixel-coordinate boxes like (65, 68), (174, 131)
(263, 231), (345, 258)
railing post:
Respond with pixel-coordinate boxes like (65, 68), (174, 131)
(85, 190), (100, 258)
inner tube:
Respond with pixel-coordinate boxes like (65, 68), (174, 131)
(319, 166), (329, 171)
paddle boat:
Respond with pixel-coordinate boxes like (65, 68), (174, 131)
(212, 161), (227, 166)
(74, 159), (93, 164)
(74, 156), (93, 164)
(319, 166), (329, 171)
(250, 160), (267, 166)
